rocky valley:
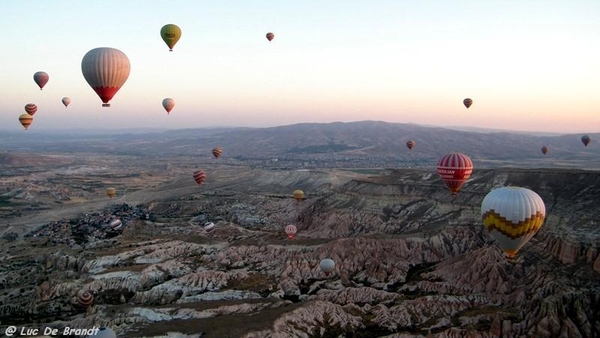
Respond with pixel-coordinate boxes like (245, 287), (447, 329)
(0, 123), (598, 337)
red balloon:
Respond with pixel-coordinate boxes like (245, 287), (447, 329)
(33, 71), (49, 90)
(24, 103), (37, 116)
(436, 153), (473, 195)
(193, 171), (206, 186)
(406, 140), (415, 150)
(463, 98), (473, 109)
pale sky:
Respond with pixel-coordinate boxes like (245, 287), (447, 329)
(1, 0), (599, 133)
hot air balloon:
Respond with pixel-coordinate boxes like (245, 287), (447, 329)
(62, 97), (71, 107)
(436, 153), (473, 195)
(481, 186), (546, 259)
(266, 32), (275, 42)
(212, 147), (223, 159)
(162, 98), (175, 114)
(77, 291), (94, 308)
(320, 258), (335, 276)
(81, 47), (130, 107)
(88, 327), (117, 338)
(161, 24), (182, 51)
(285, 224), (297, 239)
(19, 114), (33, 130)
(463, 98), (473, 109)
(541, 146), (549, 155)
(109, 219), (122, 230)
(406, 140), (415, 151)
(581, 135), (591, 147)
(106, 187), (116, 199)
(204, 222), (216, 232)
(33, 71), (49, 90)
(24, 103), (37, 116)
(293, 190), (305, 202)
(193, 171), (206, 186)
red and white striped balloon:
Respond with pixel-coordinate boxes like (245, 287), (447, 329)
(24, 103), (37, 116)
(77, 291), (94, 308)
(193, 171), (206, 186)
(436, 153), (473, 195)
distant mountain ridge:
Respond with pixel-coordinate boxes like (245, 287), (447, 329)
(0, 121), (598, 168)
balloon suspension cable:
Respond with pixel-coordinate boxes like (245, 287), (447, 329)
(450, 193), (458, 212)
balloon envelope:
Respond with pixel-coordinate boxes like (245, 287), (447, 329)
(162, 98), (175, 114)
(285, 224), (297, 239)
(406, 140), (415, 150)
(481, 186), (546, 258)
(581, 135), (591, 147)
(106, 187), (116, 198)
(193, 171), (206, 186)
(212, 147), (223, 159)
(77, 291), (94, 308)
(19, 113), (33, 130)
(62, 97), (71, 107)
(204, 222), (216, 232)
(463, 98), (473, 108)
(266, 32), (275, 42)
(320, 258), (335, 275)
(161, 24), (182, 51)
(293, 190), (305, 201)
(541, 146), (549, 155)
(24, 103), (37, 116)
(109, 219), (122, 230)
(33, 71), (49, 90)
(81, 47), (130, 107)
(436, 153), (473, 195)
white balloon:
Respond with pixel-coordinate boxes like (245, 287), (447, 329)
(81, 47), (130, 107)
(481, 186), (546, 258)
(320, 258), (335, 275)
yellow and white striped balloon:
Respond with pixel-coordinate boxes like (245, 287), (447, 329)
(481, 186), (546, 258)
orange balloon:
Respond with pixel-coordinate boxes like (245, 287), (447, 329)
(19, 113), (33, 130)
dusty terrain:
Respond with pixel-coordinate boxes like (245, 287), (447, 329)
(0, 148), (599, 338)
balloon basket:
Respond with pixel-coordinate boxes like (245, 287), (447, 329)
(102, 103), (110, 107)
